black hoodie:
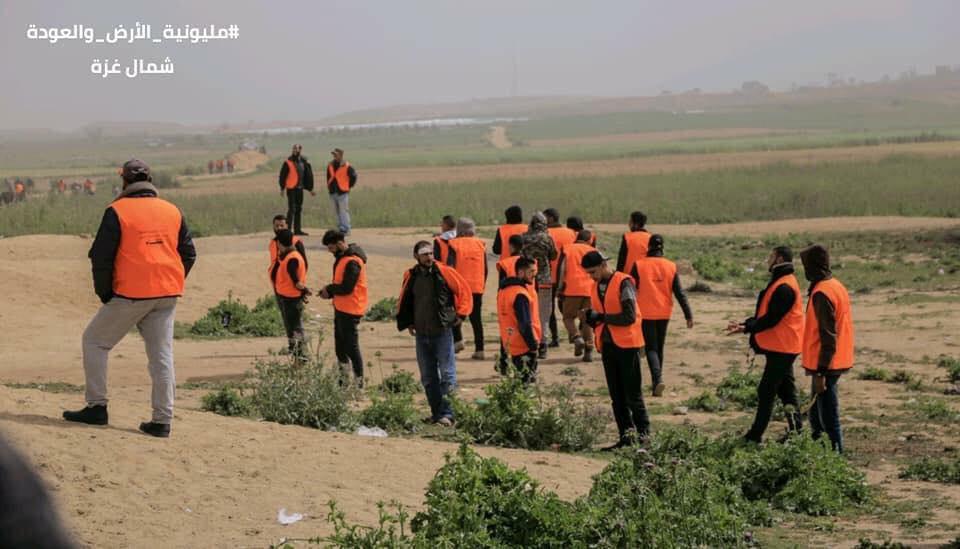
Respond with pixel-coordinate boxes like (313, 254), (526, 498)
(800, 245), (840, 375)
(324, 244), (368, 313)
(500, 277), (538, 354)
(744, 263), (798, 356)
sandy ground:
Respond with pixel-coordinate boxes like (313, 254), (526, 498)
(1, 219), (959, 547)
(172, 140), (960, 196)
(526, 127), (812, 147)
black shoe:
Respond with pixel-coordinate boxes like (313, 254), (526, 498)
(63, 405), (108, 425)
(139, 422), (171, 438)
(548, 340), (560, 348)
(294, 231), (309, 236)
(538, 345), (548, 360)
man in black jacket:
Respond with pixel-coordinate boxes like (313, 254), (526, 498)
(320, 230), (368, 385)
(278, 144), (315, 236)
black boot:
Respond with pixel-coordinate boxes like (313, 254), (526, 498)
(63, 405), (108, 425)
(139, 422), (171, 438)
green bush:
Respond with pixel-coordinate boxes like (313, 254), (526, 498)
(685, 390), (727, 412)
(379, 368), (420, 396)
(900, 456), (960, 484)
(201, 386), (254, 417)
(252, 357), (357, 430)
(359, 393), (419, 434)
(693, 254), (743, 282)
(716, 367), (761, 408)
(856, 539), (910, 549)
(182, 293), (284, 338)
(364, 297), (398, 322)
(858, 367), (891, 381)
(909, 398), (960, 422)
(938, 355), (960, 383)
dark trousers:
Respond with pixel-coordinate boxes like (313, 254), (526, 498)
(640, 319), (669, 385)
(277, 295), (305, 357)
(334, 310), (364, 379)
(452, 293), (484, 351)
(601, 342), (650, 441)
(286, 188), (304, 233)
(745, 352), (800, 442)
(810, 375), (843, 453)
(511, 352), (538, 383)
(548, 288), (560, 343)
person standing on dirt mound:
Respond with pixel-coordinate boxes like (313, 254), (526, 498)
(278, 144), (315, 236)
(616, 211), (651, 273)
(319, 230), (368, 387)
(326, 148), (357, 235)
(396, 241), (473, 427)
(64, 159), (197, 438)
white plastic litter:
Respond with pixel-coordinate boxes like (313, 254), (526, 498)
(277, 508), (304, 525)
(356, 426), (388, 438)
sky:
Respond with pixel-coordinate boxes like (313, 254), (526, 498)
(0, 0), (957, 130)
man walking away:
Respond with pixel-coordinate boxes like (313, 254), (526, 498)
(278, 144), (315, 236)
(616, 211), (651, 273)
(800, 245), (855, 453)
(433, 215), (457, 264)
(727, 246), (804, 443)
(64, 159), (197, 438)
(630, 235), (693, 396)
(320, 230), (368, 386)
(545, 208), (576, 349)
(492, 205), (526, 261)
(327, 148), (358, 235)
(447, 217), (487, 359)
(521, 212), (558, 359)
(271, 229), (311, 360)
(497, 257), (542, 383)
(567, 215), (597, 246)
(556, 230), (597, 362)
(581, 251), (649, 451)
(268, 214), (307, 274)
(396, 241), (473, 426)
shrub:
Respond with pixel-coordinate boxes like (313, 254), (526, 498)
(938, 355), (960, 383)
(909, 398), (960, 422)
(715, 367), (760, 409)
(201, 386), (254, 417)
(359, 393), (419, 434)
(379, 368), (420, 396)
(685, 390), (727, 412)
(364, 297), (398, 322)
(858, 367), (891, 381)
(693, 254), (742, 282)
(183, 293), (284, 338)
(900, 456), (960, 484)
(856, 539), (910, 549)
(252, 357), (357, 430)
(559, 366), (583, 377)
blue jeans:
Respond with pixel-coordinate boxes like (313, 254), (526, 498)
(416, 330), (457, 421)
(330, 192), (351, 234)
(809, 375), (843, 453)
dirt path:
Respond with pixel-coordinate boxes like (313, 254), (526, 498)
(173, 140), (960, 196)
(487, 125), (513, 149)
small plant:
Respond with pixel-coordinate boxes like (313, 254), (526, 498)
(693, 254), (742, 282)
(856, 539), (910, 549)
(364, 297), (398, 322)
(685, 390), (726, 412)
(379, 367), (420, 396)
(938, 355), (960, 383)
(900, 456), (960, 484)
(201, 385), (254, 417)
(909, 398), (960, 422)
(3, 381), (83, 394)
(359, 393), (419, 434)
(858, 367), (891, 382)
(181, 293), (284, 338)
(252, 356), (357, 430)
(559, 366), (583, 377)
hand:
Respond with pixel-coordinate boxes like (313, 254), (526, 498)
(408, 327), (416, 336)
(453, 316), (464, 327)
(319, 288), (331, 299)
(814, 375), (827, 395)
(725, 321), (744, 335)
(686, 319), (694, 329)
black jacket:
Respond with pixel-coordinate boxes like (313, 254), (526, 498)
(629, 252), (693, 321)
(745, 263), (798, 356)
(278, 155), (315, 192)
(88, 183), (196, 303)
(500, 277), (538, 353)
(324, 244), (368, 305)
(800, 245), (839, 374)
(396, 264), (459, 332)
(326, 160), (358, 195)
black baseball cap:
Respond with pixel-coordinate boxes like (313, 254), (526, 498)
(121, 159), (151, 182)
(581, 251), (609, 269)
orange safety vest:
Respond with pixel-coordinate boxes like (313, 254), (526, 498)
(332, 255), (368, 315)
(447, 236), (486, 294)
(284, 159), (300, 189)
(802, 278), (854, 372)
(590, 272), (644, 351)
(755, 274), (804, 354)
(633, 256), (678, 321)
(547, 226), (577, 285)
(327, 161), (351, 193)
(268, 236), (302, 273)
(14, 182), (24, 193)
(561, 242), (595, 297)
(620, 231), (651, 273)
(497, 224), (527, 260)
(110, 197), (186, 299)
(498, 283), (542, 357)
(434, 237), (451, 264)
(397, 262), (474, 318)
(274, 250), (307, 298)
(496, 256), (537, 289)
(57, 180), (66, 191)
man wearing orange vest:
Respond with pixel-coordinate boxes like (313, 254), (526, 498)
(497, 257), (542, 383)
(630, 235), (693, 397)
(271, 229), (312, 360)
(800, 244), (854, 453)
(64, 159), (197, 438)
(566, 216), (597, 247)
(447, 218), (487, 360)
(326, 148), (358, 235)
(83, 178), (96, 195)
(495, 235), (527, 283)
(13, 180), (25, 201)
(581, 251), (649, 450)
(57, 178), (66, 193)
(396, 241), (473, 426)
(545, 208), (576, 349)
(278, 144), (315, 236)
(616, 211), (651, 273)
(432, 215), (457, 264)
(491, 205), (526, 261)
(727, 246), (804, 443)
(268, 214), (308, 275)
(556, 230), (597, 362)
(319, 230), (369, 386)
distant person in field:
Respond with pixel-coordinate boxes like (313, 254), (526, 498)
(83, 178), (96, 195)
(57, 179), (66, 193)
(271, 229), (311, 359)
(446, 217), (488, 359)
(492, 205), (526, 261)
(64, 159), (197, 438)
(497, 256), (541, 383)
(617, 211), (651, 273)
(557, 230), (597, 362)
(727, 245), (803, 443)
(207, 160), (214, 174)
(14, 179), (25, 201)
(630, 235), (693, 397)
(432, 214), (457, 264)
(268, 214), (308, 275)
(326, 148), (358, 235)
(396, 241), (473, 427)
(521, 211), (558, 359)
(319, 230), (369, 386)
(544, 208), (576, 349)
(278, 144), (315, 236)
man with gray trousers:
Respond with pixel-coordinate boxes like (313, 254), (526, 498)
(63, 159), (197, 438)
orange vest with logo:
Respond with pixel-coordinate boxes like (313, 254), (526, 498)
(284, 159), (300, 189)
(620, 231), (651, 273)
(268, 236), (301, 273)
(332, 255), (368, 315)
(111, 197), (185, 299)
(755, 274), (804, 354)
(274, 250), (306, 298)
(802, 278), (854, 372)
(633, 257), (678, 321)
(561, 243), (595, 297)
(590, 272), (644, 351)
(327, 161), (351, 193)
(448, 236), (486, 294)
(498, 284), (542, 356)
(547, 226), (577, 284)
(497, 224), (527, 260)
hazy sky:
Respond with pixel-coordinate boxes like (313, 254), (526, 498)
(0, 0), (957, 130)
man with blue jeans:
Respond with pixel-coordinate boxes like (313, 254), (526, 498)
(396, 241), (473, 426)
(326, 148), (357, 235)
